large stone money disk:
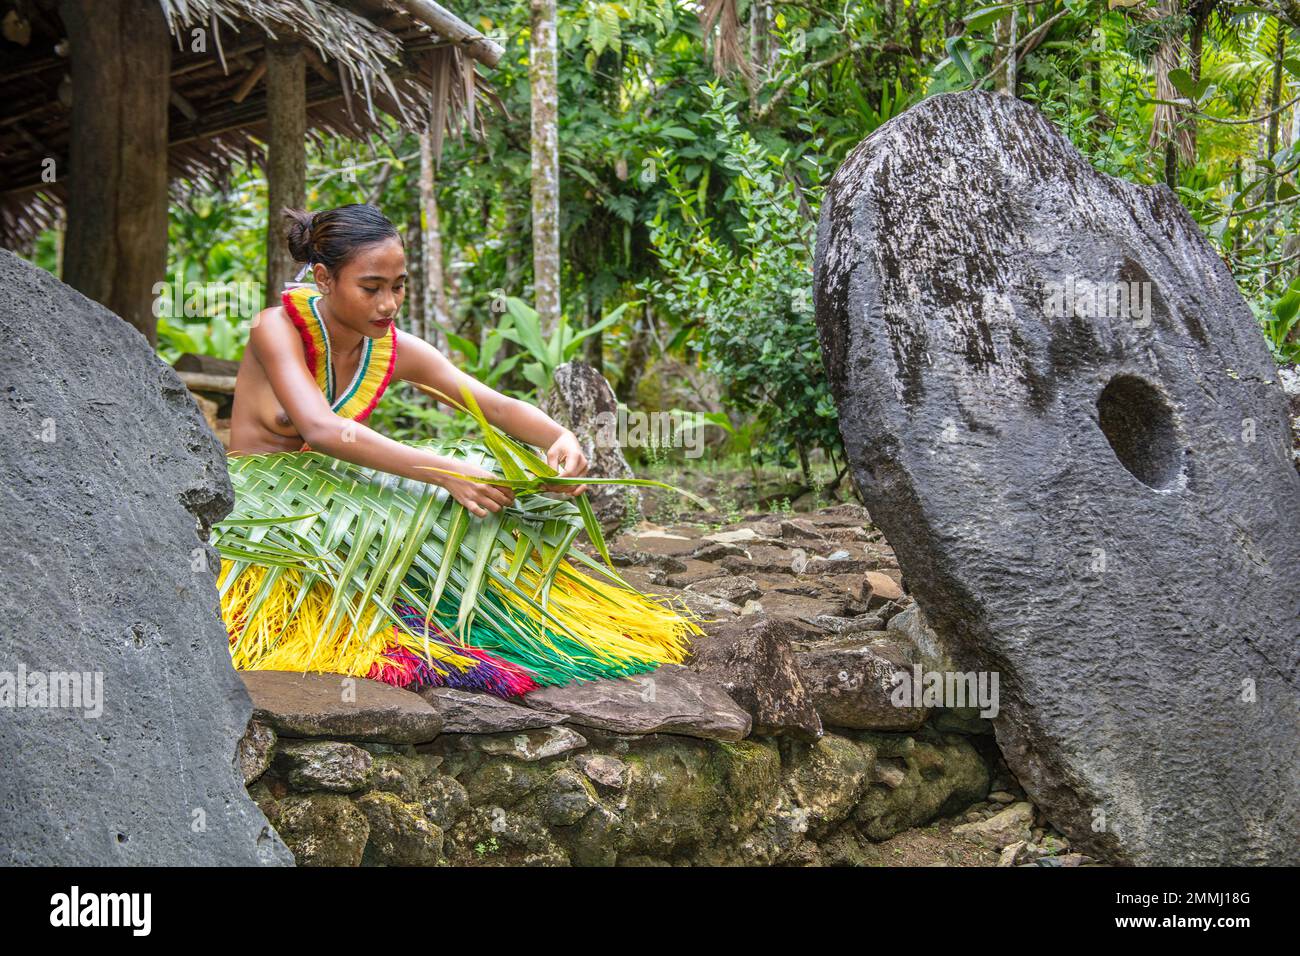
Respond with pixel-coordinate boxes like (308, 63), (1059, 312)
(813, 91), (1299, 865)
(0, 249), (292, 865)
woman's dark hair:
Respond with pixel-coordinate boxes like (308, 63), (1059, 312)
(282, 203), (400, 274)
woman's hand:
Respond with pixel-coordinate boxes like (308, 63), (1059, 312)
(545, 430), (589, 496)
(424, 456), (515, 517)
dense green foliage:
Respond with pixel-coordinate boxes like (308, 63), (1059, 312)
(30, 0), (1300, 472)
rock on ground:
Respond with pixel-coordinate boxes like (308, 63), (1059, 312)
(543, 360), (640, 532)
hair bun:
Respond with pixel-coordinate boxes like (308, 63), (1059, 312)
(282, 207), (316, 263)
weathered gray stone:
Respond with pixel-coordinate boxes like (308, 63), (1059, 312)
(665, 559), (730, 588)
(886, 605), (954, 671)
(1279, 363), (1299, 468)
(238, 720), (277, 786)
(806, 554), (872, 575)
(612, 736), (781, 861)
(851, 732), (991, 840)
(814, 90), (1300, 865)
(779, 518), (826, 542)
(953, 802), (1035, 851)
(241, 671), (442, 744)
(688, 616), (823, 740)
(274, 740), (375, 793)
(0, 250), (291, 866)
(355, 790), (444, 866)
(811, 612), (887, 635)
(721, 546), (802, 576)
(369, 752), (434, 801)
(686, 574), (762, 605)
(532, 768), (599, 826)
(543, 360), (640, 531)
(261, 792), (370, 866)
(609, 549), (687, 574)
(574, 753), (628, 789)
(780, 734), (875, 838)
(671, 589), (742, 619)
(689, 541), (750, 562)
(441, 725), (589, 762)
(795, 635), (928, 731)
(521, 664), (752, 741)
(418, 686), (567, 733)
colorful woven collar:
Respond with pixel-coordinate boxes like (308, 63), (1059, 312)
(281, 286), (396, 423)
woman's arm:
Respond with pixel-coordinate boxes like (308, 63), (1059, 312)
(251, 308), (515, 517)
(395, 330), (589, 494)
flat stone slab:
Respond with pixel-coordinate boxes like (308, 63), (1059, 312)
(240, 671), (442, 744)
(0, 251), (291, 866)
(520, 664), (752, 741)
(419, 686), (567, 733)
(814, 91), (1300, 864)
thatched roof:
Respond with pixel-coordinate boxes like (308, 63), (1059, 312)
(0, 0), (503, 247)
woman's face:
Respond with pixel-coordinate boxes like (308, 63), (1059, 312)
(313, 237), (406, 338)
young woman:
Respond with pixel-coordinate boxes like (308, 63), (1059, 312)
(229, 204), (588, 514)
(218, 203), (699, 698)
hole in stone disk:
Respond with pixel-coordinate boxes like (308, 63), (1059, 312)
(1096, 375), (1183, 489)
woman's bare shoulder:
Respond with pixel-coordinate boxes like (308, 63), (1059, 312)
(249, 304), (295, 342)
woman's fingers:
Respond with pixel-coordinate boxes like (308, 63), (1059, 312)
(483, 485), (513, 507)
(474, 483), (514, 512)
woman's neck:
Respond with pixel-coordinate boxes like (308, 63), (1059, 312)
(316, 294), (364, 357)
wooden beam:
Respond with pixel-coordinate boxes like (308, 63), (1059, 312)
(303, 48), (337, 85)
(170, 41), (263, 77)
(399, 0), (503, 69)
(231, 60), (266, 103)
(169, 89), (198, 121)
(176, 371), (237, 394)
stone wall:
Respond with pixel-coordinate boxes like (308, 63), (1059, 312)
(244, 720), (993, 867)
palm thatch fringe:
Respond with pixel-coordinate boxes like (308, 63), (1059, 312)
(213, 436), (706, 698)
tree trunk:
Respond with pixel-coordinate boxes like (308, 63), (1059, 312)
(58, 0), (170, 344)
(1188, 13), (1206, 157)
(1088, 49), (1103, 146)
(615, 302), (655, 403)
(582, 292), (603, 372)
(418, 129), (450, 352)
(1149, 0), (1192, 179)
(264, 43), (306, 307)
(993, 11), (1018, 96)
(1266, 29), (1287, 288)
(405, 216), (424, 341)
(1264, 30), (1286, 207)
(529, 0), (561, 337)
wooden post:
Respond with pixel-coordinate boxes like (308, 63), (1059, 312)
(58, 0), (170, 344)
(529, 0), (561, 336)
(264, 43), (306, 306)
